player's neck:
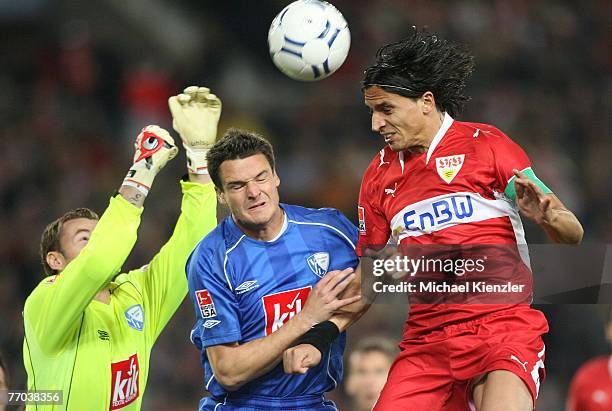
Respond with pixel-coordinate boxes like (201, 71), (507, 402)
(237, 207), (286, 242)
(403, 111), (445, 154)
(94, 287), (111, 304)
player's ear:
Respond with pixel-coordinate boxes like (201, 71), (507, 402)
(46, 251), (67, 272)
(215, 186), (227, 205)
(420, 91), (436, 114)
(273, 169), (280, 187)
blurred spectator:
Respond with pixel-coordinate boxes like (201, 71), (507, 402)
(567, 305), (612, 411)
(345, 337), (397, 411)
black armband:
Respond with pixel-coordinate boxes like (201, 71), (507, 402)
(291, 321), (340, 355)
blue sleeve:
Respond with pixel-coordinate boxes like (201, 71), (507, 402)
(323, 209), (359, 269)
(187, 247), (242, 348)
(325, 208), (359, 248)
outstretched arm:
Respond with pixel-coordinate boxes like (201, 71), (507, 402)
(512, 169), (583, 244)
(25, 126), (177, 354)
(130, 86), (222, 341)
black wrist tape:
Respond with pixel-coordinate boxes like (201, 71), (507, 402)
(291, 321), (340, 355)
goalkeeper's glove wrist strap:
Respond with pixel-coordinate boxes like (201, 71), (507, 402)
(185, 146), (210, 175)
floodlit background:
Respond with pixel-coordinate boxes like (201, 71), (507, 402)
(0, 0), (609, 409)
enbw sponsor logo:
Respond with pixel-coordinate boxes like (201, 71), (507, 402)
(403, 195), (474, 232)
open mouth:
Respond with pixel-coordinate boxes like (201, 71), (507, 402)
(382, 133), (395, 143)
(248, 201), (266, 211)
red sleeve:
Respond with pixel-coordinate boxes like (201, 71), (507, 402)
(357, 156), (391, 256)
(483, 126), (532, 189)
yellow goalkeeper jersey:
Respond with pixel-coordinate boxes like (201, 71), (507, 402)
(23, 181), (217, 411)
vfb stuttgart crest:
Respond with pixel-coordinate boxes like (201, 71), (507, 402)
(307, 252), (330, 278)
(436, 154), (465, 184)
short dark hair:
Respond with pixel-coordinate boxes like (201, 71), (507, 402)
(362, 27), (475, 117)
(40, 208), (99, 277)
(350, 336), (397, 361)
(206, 128), (276, 189)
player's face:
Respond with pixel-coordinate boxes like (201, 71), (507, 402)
(51, 218), (97, 271)
(346, 351), (393, 411)
(217, 153), (282, 235)
(364, 86), (433, 152)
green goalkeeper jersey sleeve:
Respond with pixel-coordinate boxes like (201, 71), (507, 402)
(23, 180), (217, 411)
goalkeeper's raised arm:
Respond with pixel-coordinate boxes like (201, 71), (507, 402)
(22, 86), (221, 411)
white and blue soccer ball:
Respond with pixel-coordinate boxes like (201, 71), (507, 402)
(268, 0), (350, 81)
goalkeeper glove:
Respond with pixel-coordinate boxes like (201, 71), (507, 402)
(168, 85), (222, 174)
(123, 125), (178, 195)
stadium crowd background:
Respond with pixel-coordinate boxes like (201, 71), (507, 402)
(0, 0), (609, 409)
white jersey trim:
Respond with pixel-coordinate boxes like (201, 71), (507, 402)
(426, 112), (454, 165)
(288, 220), (356, 250)
(206, 373), (216, 390)
(223, 235), (247, 291)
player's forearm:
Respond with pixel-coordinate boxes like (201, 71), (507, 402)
(142, 181), (217, 336)
(188, 173), (212, 185)
(540, 208), (583, 244)
(118, 184), (147, 208)
(329, 262), (372, 332)
(329, 301), (371, 332)
(210, 313), (313, 391)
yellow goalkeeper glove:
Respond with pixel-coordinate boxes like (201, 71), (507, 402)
(123, 125), (178, 194)
(168, 85), (222, 174)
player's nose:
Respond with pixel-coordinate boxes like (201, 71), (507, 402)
(245, 180), (261, 198)
(371, 112), (385, 133)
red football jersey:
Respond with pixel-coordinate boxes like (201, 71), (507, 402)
(358, 114), (544, 335)
(568, 356), (612, 411)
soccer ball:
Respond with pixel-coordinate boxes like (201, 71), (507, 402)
(268, 0), (350, 81)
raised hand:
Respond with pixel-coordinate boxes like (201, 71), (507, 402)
(123, 125), (178, 194)
(168, 86), (222, 174)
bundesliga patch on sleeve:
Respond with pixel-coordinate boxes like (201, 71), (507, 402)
(358, 206), (366, 234)
(195, 289), (217, 318)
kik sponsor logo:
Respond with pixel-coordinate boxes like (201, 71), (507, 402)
(110, 354), (139, 410)
(262, 286), (311, 335)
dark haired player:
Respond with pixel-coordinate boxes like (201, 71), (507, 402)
(356, 29), (583, 410)
(186, 129), (361, 410)
(284, 29), (584, 410)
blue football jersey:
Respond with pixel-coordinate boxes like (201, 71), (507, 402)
(186, 204), (358, 400)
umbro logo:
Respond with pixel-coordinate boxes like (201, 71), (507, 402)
(203, 320), (221, 329)
(98, 330), (110, 341)
(235, 280), (259, 295)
